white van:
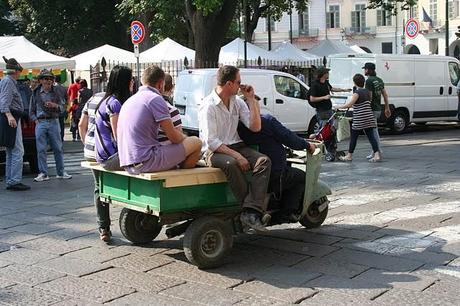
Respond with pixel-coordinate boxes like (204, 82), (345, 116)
(173, 69), (317, 135)
(328, 53), (460, 133)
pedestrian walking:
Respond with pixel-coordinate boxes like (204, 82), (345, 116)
(363, 62), (391, 159)
(335, 74), (380, 162)
(308, 66), (351, 162)
(0, 57), (30, 191)
(70, 79), (92, 141)
(29, 69), (72, 182)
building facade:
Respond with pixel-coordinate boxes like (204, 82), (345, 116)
(252, 0), (460, 58)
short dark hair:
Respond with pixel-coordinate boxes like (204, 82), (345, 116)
(80, 79), (88, 88)
(353, 73), (365, 87)
(217, 65), (239, 86)
(164, 73), (173, 92)
(142, 65), (165, 86)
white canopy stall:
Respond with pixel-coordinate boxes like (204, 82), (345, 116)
(219, 38), (283, 65)
(273, 41), (321, 66)
(139, 38), (195, 63)
(0, 36), (75, 70)
(71, 44), (135, 71)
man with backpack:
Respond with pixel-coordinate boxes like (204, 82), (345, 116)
(308, 66), (351, 161)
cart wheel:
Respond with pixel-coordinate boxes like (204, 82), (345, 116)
(299, 197), (329, 229)
(183, 216), (233, 269)
(119, 208), (161, 244)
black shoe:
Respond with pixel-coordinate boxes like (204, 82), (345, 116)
(6, 183), (31, 191)
(240, 211), (266, 232)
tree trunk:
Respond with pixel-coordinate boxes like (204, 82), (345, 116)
(185, 0), (237, 68)
(245, 1), (268, 43)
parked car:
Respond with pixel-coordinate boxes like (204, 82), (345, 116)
(0, 80), (38, 174)
(174, 68), (318, 135)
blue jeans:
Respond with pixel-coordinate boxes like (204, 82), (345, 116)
(35, 119), (65, 176)
(372, 111), (382, 152)
(5, 120), (24, 186)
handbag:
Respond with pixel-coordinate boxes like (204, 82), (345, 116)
(336, 113), (351, 142)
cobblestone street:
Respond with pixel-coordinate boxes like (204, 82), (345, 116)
(0, 124), (459, 305)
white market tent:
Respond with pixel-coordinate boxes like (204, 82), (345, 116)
(71, 44), (136, 71)
(273, 41), (320, 64)
(140, 38), (195, 63)
(0, 36), (75, 70)
(219, 38), (283, 64)
(307, 39), (358, 57)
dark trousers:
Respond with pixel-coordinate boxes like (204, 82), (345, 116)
(90, 168), (110, 229)
(206, 142), (271, 214)
(270, 167), (305, 213)
(348, 128), (379, 154)
(59, 114), (65, 141)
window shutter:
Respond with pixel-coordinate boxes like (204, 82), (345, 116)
(377, 10), (382, 26)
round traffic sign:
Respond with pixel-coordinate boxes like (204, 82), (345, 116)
(405, 18), (419, 39)
(131, 20), (145, 45)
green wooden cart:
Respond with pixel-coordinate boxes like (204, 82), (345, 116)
(81, 146), (331, 269)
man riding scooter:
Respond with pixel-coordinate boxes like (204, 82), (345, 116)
(238, 111), (316, 223)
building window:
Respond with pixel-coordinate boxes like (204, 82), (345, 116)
(382, 42), (393, 54)
(265, 17), (276, 32)
(377, 9), (392, 26)
(351, 4), (366, 31)
(299, 8), (309, 34)
(449, 0), (459, 19)
(430, 0), (437, 22)
(327, 5), (340, 28)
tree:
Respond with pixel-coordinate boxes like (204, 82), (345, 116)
(8, 0), (131, 56)
(0, 0), (18, 35)
(117, 0), (193, 51)
(366, 0), (418, 15)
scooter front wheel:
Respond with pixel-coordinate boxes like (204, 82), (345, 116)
(299, 197), (329, 229)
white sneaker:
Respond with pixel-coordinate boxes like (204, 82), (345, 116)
(56, 172), (72, 179)
(34, 173), (50, 182)
(366, 153), (374, 159)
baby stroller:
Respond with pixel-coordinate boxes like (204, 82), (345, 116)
(312, 111), (347, 162)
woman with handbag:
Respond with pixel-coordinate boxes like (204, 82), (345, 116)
(334, 74), (381, 162)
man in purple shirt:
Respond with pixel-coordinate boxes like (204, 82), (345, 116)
(117, 66), (201, 174)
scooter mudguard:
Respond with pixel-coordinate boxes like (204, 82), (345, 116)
(311, 179), (332, 201)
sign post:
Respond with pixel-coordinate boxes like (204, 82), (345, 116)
(130, 20), (145, 90)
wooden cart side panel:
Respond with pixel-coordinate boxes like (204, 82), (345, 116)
(100, 172), (161, 211)
(159, 182), (239, 213)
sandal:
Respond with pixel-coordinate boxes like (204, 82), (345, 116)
(339, 155), (352, 162)
(99, 228), (112, 242)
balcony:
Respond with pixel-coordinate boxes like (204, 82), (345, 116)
(293, 28), (319, 38)
(344, 26), (376, 36)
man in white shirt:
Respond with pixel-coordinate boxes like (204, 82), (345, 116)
(199, 65), (271, 231)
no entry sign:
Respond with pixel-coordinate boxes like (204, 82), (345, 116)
(131, 20), (145, 45)
(405, 19), (419, 39)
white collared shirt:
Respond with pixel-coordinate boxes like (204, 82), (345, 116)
(199, 89), (251, 152)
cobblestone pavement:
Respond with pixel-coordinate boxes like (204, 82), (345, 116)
(0, 124), (459, 305)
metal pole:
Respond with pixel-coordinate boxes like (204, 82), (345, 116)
(268, 14), (272, 50)
(395, 5), (398, 54)
(325, 0), (328, 39)
(289, 0), (293, 43)
(446, 0), (450, 56)
(137, 56), (140, 89)
(244, 0), (248, 68)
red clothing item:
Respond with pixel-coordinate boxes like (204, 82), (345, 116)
(67, 82), (81, 102)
